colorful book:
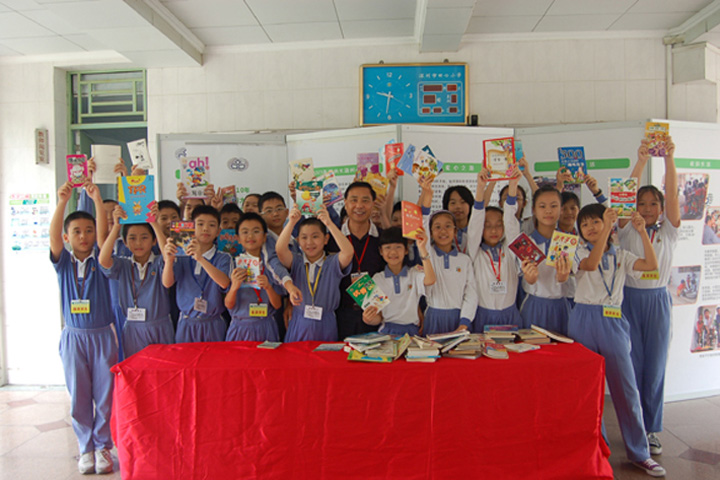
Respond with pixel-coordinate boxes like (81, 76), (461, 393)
(483, 342), (509, 360)
(483, 137), (516, 181)
(169, 221), (194, 255)
(344, 332), (392, 344)
(217, 229), (243, 257)
(289, 158), (315, 184)
(66, 154), (88, 188)
(645, 122), (669, 157)
(127, 138), (153, 170)
(180, 156), (210, 198)
(546, 231), (579, 268)
(296, 180), (323, 216)
(384, 142), (404, 176)
(346, 273), (390, 312)
(557, 146), (586, 184)
(401, 201), (423, 240)
(236, 253), (262, 289)
(609, 177), (638, 218)
(220, 186), (237, 205)
(356, 153), (380, 180)
(366, 174), (388, 198)
(396, 144), (417, 176)
(91, 144), (121, 184)
(321, 171), (343, 206)
(508, 233), (546, 264)
(117, 175), (156, 225)
(514, 139), (524, 161)
(412, 146), (443, 182)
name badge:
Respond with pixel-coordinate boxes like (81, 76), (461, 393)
(249, 303), (268, 317)
(603, 305), (622, 318)
(490, 280), (507, 295)
(304, 305), (323, 321)
(351, 272), (368, 282)
(641, 270), (660, 280)
(127, 307), (147, 322)
(194, 297), (208, 314)
(71, 299), (90, 314)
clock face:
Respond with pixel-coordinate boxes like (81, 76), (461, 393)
(360, 63), (467, 126)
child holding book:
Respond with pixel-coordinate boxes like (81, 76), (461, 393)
(99, 205), (174, 357)
(50, 179), (116, 475)
(419, 177), (478, 334)
(162, 205), (232, 343)
(619, 136), (680, 455)
(469, 167), (538, 330)
(519, 185), (572, 334)
(569, 204), (665, 477)
(361, 227), (435, 336)
(225, 213), (289, 342)
(276, 205), (353, 342)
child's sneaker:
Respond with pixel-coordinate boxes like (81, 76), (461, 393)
(95, 448), (114, 474)
(78, 452), (94, 474)
(633, 458), (666, 477)
(648, 432), (662, 455)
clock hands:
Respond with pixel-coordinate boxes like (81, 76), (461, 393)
(376, 91), (394, 113)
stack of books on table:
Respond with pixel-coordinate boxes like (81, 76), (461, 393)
(483, 325), (519, 344)
(483, 342), (509, 360)
(515, 328), (552, 345)
(443, 333), (485, 360)
(343, 332), (391, 353)
(405, 336), (442, 362)
(530, 324), (574, 344)
(345, 333), (411, 363)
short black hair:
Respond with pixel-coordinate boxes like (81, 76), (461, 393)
(485, 205), (503, 217)
(242, 193), (260, 206)
(392, 201), (402, 214)
(63, 211), (95, 233)
(442, 186), (473, 221)
(157, 200), (181, 217)
(298, 217), (327, 235)
(532, 185), (562, 209)
(637, 185), (665, 208)
(378, 227), (407, 248)
(561, 191), (580, 207)
(237, 212), (267, 233)
(577, 203), (611, 246)
(344, 181), (376, 201)
(191, 205), (220, 222)
(499, 184), (527, 201)
(220, 203), (242, 216)
(103, 199), (118, 205)
(259, 191), (286, 212)
(122, 223), (156, 242)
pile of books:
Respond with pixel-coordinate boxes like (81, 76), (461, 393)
(483, 325), (519, 344)
(344, 333), (411, 363)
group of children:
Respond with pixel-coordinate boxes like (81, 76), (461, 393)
(52, 137), (678, 476)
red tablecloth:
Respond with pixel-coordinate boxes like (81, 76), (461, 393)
(111, 342), (612, 480)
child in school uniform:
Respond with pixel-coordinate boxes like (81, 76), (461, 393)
(468, 167), (538, 331)
(99, 205), (174, 358)
(419, 177), (478, 335)
(50, 180), (116, 475)
(162, 205), (232, 343)
(570, 203), (666, 477)
(276, 204), (353, 342)
(620, 137), (680, 455)
(361, 227), (435, 336)
(225, 213), (291, 342)
(519, 185), (572, 334)
(442, 185), (473, 254)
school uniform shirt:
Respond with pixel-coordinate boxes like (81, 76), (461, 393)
(173, 246), (233, 319)
(51, 246), (113, 329)
(372, 266), (426, 326)
(99, 253), (170, 323)
(262, 232), (293, 290)
(522, 230), (567, 299)
(573, 244), (642, 306)
(520, 216), (535, 235)
(467, 198), (521, 310)
(227, 256), (283, 321)
(455, 226), (469, 254)
(618, 221), (678, 288)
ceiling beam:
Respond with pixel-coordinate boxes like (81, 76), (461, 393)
(419, 0), (477, 53)
(664, 0), (720, 45)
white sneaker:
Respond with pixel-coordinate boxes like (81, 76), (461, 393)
(648, 432), (663, 455)
(95, 448), (114, 474)
(633, 458), (666, 477)
(78, 452), (94, 474)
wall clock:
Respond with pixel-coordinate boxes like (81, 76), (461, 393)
(360, 62), (468, 126)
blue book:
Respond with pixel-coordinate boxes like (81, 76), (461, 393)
(515, 139), (524, 163)
(117, 175), (156, 224)
(217, 229), (243, 257)
(557, 147), (586, 184)
(397, 144), (416, 176)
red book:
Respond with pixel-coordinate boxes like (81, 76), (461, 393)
(401, 201), (423, 240)
(384, 143), (404, 176)
(508, 233), (546, 264)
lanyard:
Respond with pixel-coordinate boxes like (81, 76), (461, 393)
(455, 232), (467, 254)
(193, 253), (214, 298)
(350, 234), (370, 272)
(597, 254), (617, 299)
(71, 258), (89, 300)
(253, 264), (266, 304)
(129, 261), (151, 308)
(650, 230), (656, 244)
(305, 263), (322, 306)
(483, 248), (502, 282)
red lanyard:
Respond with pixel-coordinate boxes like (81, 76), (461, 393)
(455, 233), (467, 254)
(483, 249), (502, 282)
(129, 262), (151, 308)
(253, 264), (266, 304)
(650, 230), (656, 244)
(72, 258), (88, 300)
(350, 234), (370, 272)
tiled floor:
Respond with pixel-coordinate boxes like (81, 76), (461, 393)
(0, 386), (718, 479)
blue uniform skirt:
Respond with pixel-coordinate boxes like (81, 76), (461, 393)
(520, 294), (571, 335)
(122, 316), (174, 357)
(380, 322), (419, 336)
(175, 314), (227, 343)
(473, 305), (522, 333)
(285, 307), (338, 342)
(423, 307), (461, 335)
(226, 316), (280, 342)
(622, 286), (672, 433)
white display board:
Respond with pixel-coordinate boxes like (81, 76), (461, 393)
(157, 133), (288, 205)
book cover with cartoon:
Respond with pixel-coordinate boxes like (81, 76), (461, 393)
(483, 137), (516, 181)
(180, 156), (210, 198)
(117, 175), (156, 224)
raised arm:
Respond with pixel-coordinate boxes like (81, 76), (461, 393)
(663, 136), (681, 228)
(629, 212), (659, 271)
(99, 205), (126, 269)
(161, 238), (177, 288)
(518, 156), (538, 194)
(50, 182), (73, 261)
(276, 205), (301, 269)
(620, 140), (651, 229)
(384, 169), (398, 223)
(186, 239), (230, 289)
(504, 167), (521, 241)
(467, 169), (489, 260)
(416, 230), (436, 287)
(84, 180), (108, 247)
(579, 208), (617, 271)
(319, 205), (353, 269)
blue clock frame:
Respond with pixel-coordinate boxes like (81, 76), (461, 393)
(360, 63), (468, 126)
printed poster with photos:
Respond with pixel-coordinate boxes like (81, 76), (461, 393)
(9, 193), (51, 252)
